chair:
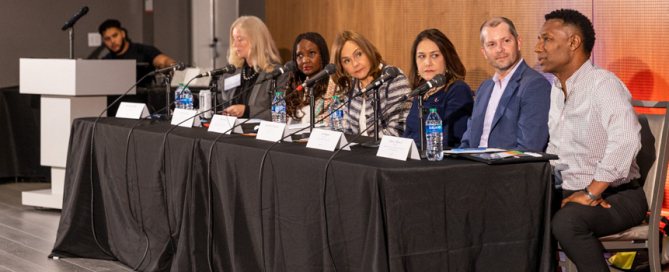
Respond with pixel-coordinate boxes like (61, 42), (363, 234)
(560, 100), (669, 272)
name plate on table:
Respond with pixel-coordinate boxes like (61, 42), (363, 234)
(256, 121), (289, 142)
(115, 102), (149, 119)
(306, 129), (350, 151)
(171, 108), (201, 128)
(376, 136), (420, 161)
(208, 115), (243, 134)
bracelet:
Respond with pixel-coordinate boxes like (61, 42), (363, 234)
(583, 187), (601, 200)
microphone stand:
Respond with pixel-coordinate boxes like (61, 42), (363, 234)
(362, 88), (381, 147)
(165, 73), (173, 120)
(209, 75), (220, 116)
(418, 98), (427, 159)
(309, 86), (315, 135)
(68, 27), (74, 59)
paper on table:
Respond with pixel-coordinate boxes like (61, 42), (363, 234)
(443, 148), (506, 154)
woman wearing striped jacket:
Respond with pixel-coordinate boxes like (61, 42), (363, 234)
(330, 30), (412, 137)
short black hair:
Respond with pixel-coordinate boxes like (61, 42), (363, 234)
(99, 19), (122, 35)
(545, 9), (596, 56)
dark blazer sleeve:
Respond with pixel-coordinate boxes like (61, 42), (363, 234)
(459, 81), (487, 148)
(441, 82), (473, 147)
(515, 75), (551, 151)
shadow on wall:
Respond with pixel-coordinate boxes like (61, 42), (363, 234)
(607, 57), (669, 103)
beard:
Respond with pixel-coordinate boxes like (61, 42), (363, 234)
(111, 39), (127, 55)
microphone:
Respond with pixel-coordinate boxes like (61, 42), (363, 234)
(257, 61), (296, 84)
(359, 66), (400, 94)
(195, 64), (236, 78)
(296, 63), (337, 91)
(149, 62), (186, 75)
(405, 74), (447, 99)
(62, 6), (89, 30)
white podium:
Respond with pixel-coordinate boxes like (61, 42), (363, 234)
(19, 58), (136, 209)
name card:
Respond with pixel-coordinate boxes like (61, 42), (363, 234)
(171, 108), (201, 128)
(306, 129), (351, 151)
(115, 102), (149, 119)
(256, 121), (289, 142)
(224, 74), (241, 90)
(376, 136), (420, 161)
(208, 115), (243, 134)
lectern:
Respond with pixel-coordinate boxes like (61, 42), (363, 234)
(19, 58), (135, 209)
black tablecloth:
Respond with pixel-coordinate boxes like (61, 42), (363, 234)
(0, 86), (49, 180)
(51, 117), (554, 272)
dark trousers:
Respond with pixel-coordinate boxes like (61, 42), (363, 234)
(551, 181), (648, 272)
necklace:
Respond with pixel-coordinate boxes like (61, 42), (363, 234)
(242, 67), (258, 81)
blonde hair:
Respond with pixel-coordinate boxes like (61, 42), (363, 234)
(227, 16), (282, 72)
(330, 30), (384, 94)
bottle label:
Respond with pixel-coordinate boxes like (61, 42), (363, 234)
(426, 124), (442, 134)
(334, 110), (343, 118)
(272, 105), (285, 112)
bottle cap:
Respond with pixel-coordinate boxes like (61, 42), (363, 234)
(276, 92), (282, 95)
(333, 96), (338, 99)
(430, 108), (437, 112)
(178, 83), (184, 86)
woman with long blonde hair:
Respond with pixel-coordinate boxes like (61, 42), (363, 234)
(217, 16), (287, 120)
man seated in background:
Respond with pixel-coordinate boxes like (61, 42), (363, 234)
(99, 19), (177, 115)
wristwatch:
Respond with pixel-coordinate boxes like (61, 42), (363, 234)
(583, 187), (601, 200)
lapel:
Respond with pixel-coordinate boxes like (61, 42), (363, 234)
(471, 80), (495, 143)
(249, 70), (268, 104)
(490, 61), (527, 130)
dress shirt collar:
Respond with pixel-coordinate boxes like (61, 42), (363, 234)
(492, 58), (524, 86)
(552, 59), (594, 97)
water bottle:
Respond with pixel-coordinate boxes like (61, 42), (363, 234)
(181, 85), (193, 110)
(174, 83), (184, 109)
(425, 108), (443, 161)
(328, 96), (344, 132)
(271, 92), (286, 123)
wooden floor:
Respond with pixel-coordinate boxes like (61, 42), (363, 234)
(0, 181), (132, 272)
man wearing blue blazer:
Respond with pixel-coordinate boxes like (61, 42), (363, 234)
(460, 17), (551, 151)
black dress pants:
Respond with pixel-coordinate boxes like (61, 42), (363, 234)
(551, 181), (648, 272)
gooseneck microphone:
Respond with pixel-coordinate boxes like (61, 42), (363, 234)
(150, 62), (186, 75)
(297, 63), (337, 91)
(62, 6), (89, 30)
(405, 74), (447, 99)
(257, 61), (297, 84)
(196, 64), (236, 78)
(359, 66), (400, 94)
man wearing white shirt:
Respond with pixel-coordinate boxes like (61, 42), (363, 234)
(460, 17), (551, 151)
(536, 9), (648, 271)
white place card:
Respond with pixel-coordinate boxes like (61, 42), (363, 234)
(224, 74), (241, 90)
(208, 115), (243, 134)
(171, 108), (201, 128)
(306, 129), (350, 151)
(376, 136), (421, 161)
(115, 102), (150, 119)
(256, 121), (289, 142)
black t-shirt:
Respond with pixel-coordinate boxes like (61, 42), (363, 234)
(103, 42), (162, 87)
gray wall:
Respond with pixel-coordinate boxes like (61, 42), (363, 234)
(0, 0), (191, 88)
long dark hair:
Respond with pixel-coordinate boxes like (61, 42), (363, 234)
(286, 32), (330, 121)
(409, 29), (466, 90)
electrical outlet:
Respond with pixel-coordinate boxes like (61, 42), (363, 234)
(88, 33), (101, 47)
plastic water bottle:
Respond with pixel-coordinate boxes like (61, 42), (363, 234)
(425, 108), (443, 161)
(174, 83), (184, 109)
(181, 85), (193, 110)
(328, 96), (344, 132)
(272, 92), (286, 123)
